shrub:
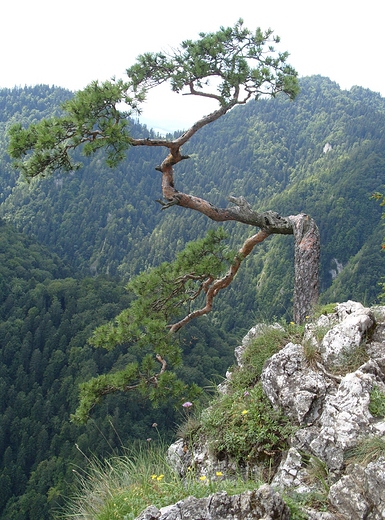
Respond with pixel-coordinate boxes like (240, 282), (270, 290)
(199, 383), (294, 465)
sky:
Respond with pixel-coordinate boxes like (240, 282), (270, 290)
(1, 0), (383, 133)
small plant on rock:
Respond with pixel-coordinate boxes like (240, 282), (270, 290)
(199, 382), (294, 468)
(369, 385), (385, 418)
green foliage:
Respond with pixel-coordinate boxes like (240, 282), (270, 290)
(8, 20), (298, 179)
(0, 221), (237, 518)
(302, 454), (330, 494)
(372, 189), (385, 301)
(1, 73), (385, 518)
(334, 344), (369, 375)
(345, 436), (385, 465)
(182, 323), (300, 466)
(369, 385), (385, 417)
(104, 227), (233, 346)
(282, 495), (308, 519)
(283, 491), (327, 518)
(199, 383), (293, 464)
(128, 19), (298, 105)
(8, 79), (133, 178)
(313, 303), (337, 317)
(3, 77), (385, 323)
(174, 321), (309, 474)
(229, 324), (290, 388)
(72, 228), (232, 423)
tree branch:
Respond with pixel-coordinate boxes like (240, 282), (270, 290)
(169, 229), (270, 332)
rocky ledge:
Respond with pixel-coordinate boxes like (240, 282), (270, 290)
(138, 301), (385, 519)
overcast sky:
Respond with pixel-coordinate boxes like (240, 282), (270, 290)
(1, 0), (383, 133)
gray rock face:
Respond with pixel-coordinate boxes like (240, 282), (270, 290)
(319, 301), (375, 365)
(135, 302), (385, 520)
(261, 342), (329, 425)
(266, 303), (385, 518)
(136, 485), (290, 520)
(328, 458), (385, 519)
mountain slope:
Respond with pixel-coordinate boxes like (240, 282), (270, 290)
(0, 219), (236, 518)
(1, 76), (384, 326)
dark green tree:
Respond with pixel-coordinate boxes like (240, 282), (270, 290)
(8, 21), (320, 421)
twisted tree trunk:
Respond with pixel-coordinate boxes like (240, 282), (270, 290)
(157, 157), (320, 324)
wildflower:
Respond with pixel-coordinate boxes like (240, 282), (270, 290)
(216, 471), (223, 476)
(290, 321), (295, 325)
(151, 474), (157, 480)
(157, 474), (164, 481)
(241, 409), (249, 415)
(182, 401), (193, 408)
(243, 391), (250, 397)
(146, 438), (152, 442)
(199, 475), (207, 481)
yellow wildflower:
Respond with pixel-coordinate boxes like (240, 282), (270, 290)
(151, 474), (157, 480)
(241, 409), (249, 415)
(157, 474), (164, 481)
(199, 475), (207, 481)
(216, 471), (223, 476)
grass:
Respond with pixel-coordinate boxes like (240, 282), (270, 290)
(302, 340), (322, 369)
(58, 441), (262, 520)
(283, 490), (329, 518)
(62, 317), (353, 520)
(197, 383), (294, 468)
(302, 454), (330, 494)
(332, 343), (369, 375)
(313, 303), (338, 319)
(345, 436), (385, 465)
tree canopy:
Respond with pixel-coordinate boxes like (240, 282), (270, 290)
(8, 20), (320, 421)
(8, 20), (299, 178)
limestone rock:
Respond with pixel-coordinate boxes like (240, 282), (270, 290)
(328, 458), (385, 519)
(143, 302), (385, 520)
(261, 342), (330, 425)
(137, 485), (290, 520)
(319, 301), (375, 365)
(308, 367), (380, 470)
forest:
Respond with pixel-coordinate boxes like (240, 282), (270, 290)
(0, 75), (384, 518)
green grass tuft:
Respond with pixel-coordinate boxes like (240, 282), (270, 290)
(58, 441), (262, 520)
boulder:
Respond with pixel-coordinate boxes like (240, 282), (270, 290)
(261, 342), (330, 425)
(328, 458), (385, 519)
(319, 301), (375, 365)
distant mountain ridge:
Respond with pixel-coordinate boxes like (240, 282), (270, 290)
(0, 75), (384, 326)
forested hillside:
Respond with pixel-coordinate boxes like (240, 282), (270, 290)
(0, 76), (384, 518)
(0, 219), (236, 518)
(1, 77), (384, 323)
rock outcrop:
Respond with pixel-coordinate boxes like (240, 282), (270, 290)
(136, 485), (290, 520)
(136, 302), (385, 519)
